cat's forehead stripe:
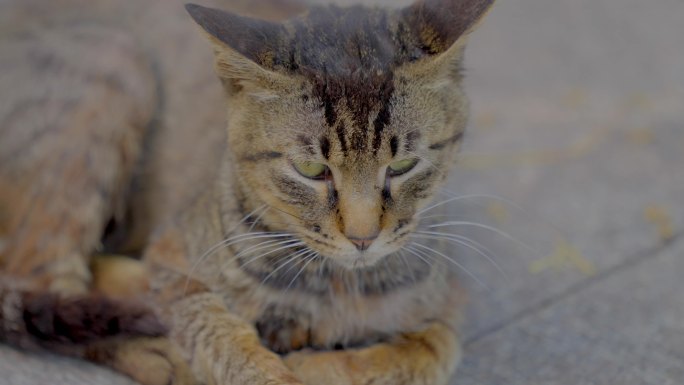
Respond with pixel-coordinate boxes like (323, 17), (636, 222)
(335, 121), (349, 154)
(277, 5), (427, 155)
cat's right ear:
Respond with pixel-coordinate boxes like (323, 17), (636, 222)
(400, 0), (495, 83)
(185, 4), (289, 92)
(402, 0), (496, 55)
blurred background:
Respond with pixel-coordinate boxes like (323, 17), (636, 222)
(1, 0), (683, 384)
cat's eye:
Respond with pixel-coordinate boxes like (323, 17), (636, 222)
(387, 158), (419, 177)
(293, 161), (329, 180)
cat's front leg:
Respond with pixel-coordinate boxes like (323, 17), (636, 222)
(93, 290), (304, 385)
(171, 292), (304, 385)
(86, 337), (196, 385)
(284, 322), (461, 385)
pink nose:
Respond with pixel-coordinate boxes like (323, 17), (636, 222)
(348, 235), (378, 251)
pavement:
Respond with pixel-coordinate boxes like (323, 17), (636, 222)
(1, 0), (683, 384)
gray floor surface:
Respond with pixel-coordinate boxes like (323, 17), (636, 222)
(2, 0), (683, 384)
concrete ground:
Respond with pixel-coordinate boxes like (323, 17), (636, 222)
(2, 0), (683, 384)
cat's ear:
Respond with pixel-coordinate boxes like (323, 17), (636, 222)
(401, 0), (495, 80)
(402, 0), (495, 54)
(185, 4), (290, 92)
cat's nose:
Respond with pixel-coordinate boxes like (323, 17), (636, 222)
(347, 234), (379, 251)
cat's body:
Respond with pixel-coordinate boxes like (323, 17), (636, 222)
(0, 1), (494, 384)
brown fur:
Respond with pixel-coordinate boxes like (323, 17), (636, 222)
(0, 0), (495, 384)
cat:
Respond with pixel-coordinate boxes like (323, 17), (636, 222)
(0, 0), (495, 384)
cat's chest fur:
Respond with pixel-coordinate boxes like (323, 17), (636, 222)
(213, 258), (458, 353)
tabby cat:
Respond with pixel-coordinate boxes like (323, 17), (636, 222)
(0, 0), (495, 384)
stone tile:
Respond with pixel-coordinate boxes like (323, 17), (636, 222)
(2, 0), (683, 384)
(435, 0), (684, 344)
(0, 346), (135, 385)
(452, 237), (684, 385)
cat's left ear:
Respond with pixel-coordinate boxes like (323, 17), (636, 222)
(401, 0), (495, 78)
(185, 4), (292, 93)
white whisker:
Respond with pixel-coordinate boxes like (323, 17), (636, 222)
(189, 233), (292, 272)
(404, 149), (439, 172)
(397, 250), (418, 285)
(233, 238), (300, 261)
(400, 245), (433, 268)
(183, 231), (292, 296)
(418, 194), (504, 215)
(231, 240), (306, 270)
(427, 221), (537, 255)
(285, 252), (319, 292)
(247, 206), (270, 232)
(433, 190), (566, 236)
(413, 231), (509, 281)
(211, 205), (267, 243)
(410, 242), (489, 290)
(259, 248), (314, 287)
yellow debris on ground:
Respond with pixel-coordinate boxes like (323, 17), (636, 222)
(486, 201), (510, 224)
(643, 205), (675, 242)
(561, 88), (588, 108)
(529, 238), (596, 276)
(457, 126), (610, 170)
(622, 92), (653, 111)
(625, 127), (655, 145)
(474, 111), (499, 131)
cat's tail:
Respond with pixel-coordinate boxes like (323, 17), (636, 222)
(0, 279), (167, 352)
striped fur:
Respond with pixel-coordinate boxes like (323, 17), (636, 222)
(0, 278), (166, 351)
(0, 0), (495, 384)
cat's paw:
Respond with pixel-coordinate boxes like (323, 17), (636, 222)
(256, 312), (311, 354)
(284, 349), (354, 385)
(86, 337), (197, 385)
(44, 251), (92, 297)
(91, 255), (150, 299)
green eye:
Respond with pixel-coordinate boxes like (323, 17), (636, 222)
(293, 161), (328, 180)
(387, 159), (418, 176)
(388, 158), (418, 177)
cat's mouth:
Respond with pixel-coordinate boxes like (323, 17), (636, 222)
(299, 233), (408, 270)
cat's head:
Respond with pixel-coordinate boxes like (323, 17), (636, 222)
(187, 0), (494, 269)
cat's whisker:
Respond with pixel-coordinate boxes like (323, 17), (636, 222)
(436, 190), (533, 216)
(233, 238), (300, 262)
(258, 248), (314, 287)
(183, 232), (293, 296)
(223, 204), (268, 237)
(314, 251), (328, 277)
(194, 232), (292, 265)
(416, 213), (454, 221)
(427, 220), (537, 255)
(191, 232), (293, 271)
(400, 245), (433, 269)
(248, 219), (313, 233)
(404, 149), (439, 173)
(412, 231), (509, 281)
(414, 231), (504, 275)
(409, 242), (489, 290)
(397, 250), (418, 286)
(264, 203), (307, 223)
(432, 189), (565, 236)
(247, 206), (270, 232)
(228, 240), (306, 272)
(219, 242), (307, 285)
(379, 256), (397, 287)
(285, 251), (320, 292)
(215, 242), (293, 274)
(284, 249), (318, 279)
(417, 194), (504, 215)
